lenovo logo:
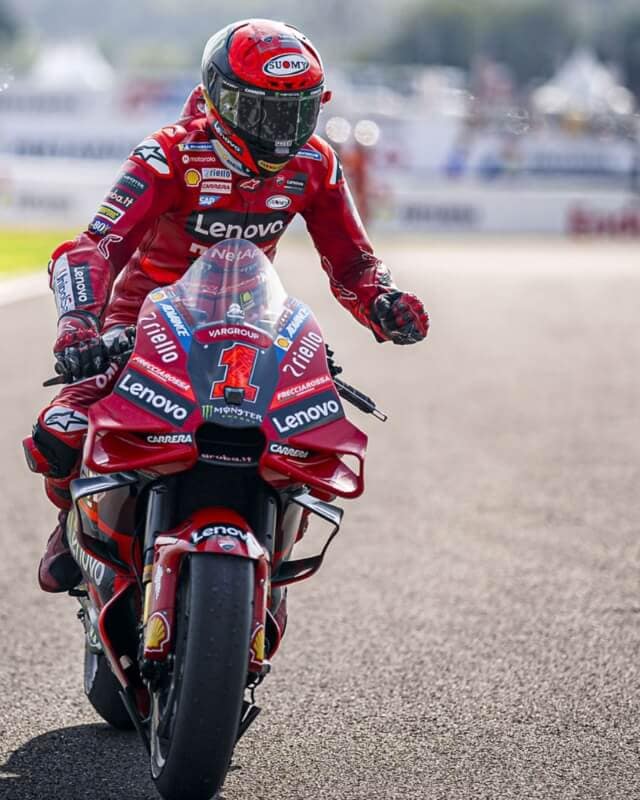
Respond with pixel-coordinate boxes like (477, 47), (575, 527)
(271, 392), (342, 435)
(192, 525), (248, 545)
(67, 524), (106, 586)
(115, 370), (194, 426)
(187, 210), (291, 244)
(71, 265), (93, 306)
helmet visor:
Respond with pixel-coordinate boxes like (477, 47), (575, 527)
(213, 78), (322, 156)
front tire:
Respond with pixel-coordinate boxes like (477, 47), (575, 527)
(150, 554), (253, 800)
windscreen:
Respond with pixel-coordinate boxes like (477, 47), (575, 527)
(169, 238), (287, 338)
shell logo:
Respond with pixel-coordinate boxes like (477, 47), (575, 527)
(185, 169), (201, 187)
(251, 624), (265, 662)
(275, 336), (291, 350)
(263, 54), (310, 77)
(145, 612), (170, 652)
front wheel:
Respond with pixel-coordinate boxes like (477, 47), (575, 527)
(150, 554), (253, 800)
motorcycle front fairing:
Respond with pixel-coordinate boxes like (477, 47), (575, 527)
(83, 238), (367, 499)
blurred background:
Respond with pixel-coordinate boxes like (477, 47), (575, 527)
(1, 0), (640, 268)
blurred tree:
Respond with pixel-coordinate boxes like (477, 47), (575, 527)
(382, 1), (576, 84)
(382, 1), (479, 69)
(483, 3), (575, 84)
(0, 0), (17, 41)
(597, 12), (640, 98)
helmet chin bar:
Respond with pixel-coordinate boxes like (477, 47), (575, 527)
(202, 94), (270, 178)
(211, 136), (256, 177)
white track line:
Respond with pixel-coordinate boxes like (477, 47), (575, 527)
(0, 272), (49, 307)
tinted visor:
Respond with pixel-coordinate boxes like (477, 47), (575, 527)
(212, 77), (322, 156)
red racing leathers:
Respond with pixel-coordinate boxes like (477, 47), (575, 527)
(26, 85), (399, 510)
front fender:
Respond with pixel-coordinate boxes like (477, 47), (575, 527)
(143, 507), (270, 673)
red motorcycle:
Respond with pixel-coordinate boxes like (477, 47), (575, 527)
(57, 238), (386, 800)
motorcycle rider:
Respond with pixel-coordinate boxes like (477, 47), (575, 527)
(22, 18), (429, 594)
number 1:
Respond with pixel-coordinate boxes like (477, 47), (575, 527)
(210, 343), (259, 402)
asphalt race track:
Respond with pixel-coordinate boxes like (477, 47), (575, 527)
(1, 237), (639, 800)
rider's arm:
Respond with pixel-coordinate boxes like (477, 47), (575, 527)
(300, 140), (396, 341)
(48, 128), (183, 327)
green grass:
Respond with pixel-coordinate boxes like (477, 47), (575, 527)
(0, 230), (78, 278)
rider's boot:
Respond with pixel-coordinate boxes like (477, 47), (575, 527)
(38, 509), (82, 593)
(23, 429), (83, 593)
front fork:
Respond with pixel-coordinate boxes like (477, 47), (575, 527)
(76, 591), (102, 654)
(141, 483), (172, 631)
(139, 482), (273, 677)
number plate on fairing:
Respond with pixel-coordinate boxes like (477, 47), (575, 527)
(188, 327), (280, 428)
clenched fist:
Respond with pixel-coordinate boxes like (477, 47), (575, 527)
(371, 291), (429, 345)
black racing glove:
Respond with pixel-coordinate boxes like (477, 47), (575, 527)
(371, 291), (429, 345)
(53, 319), (135, 383)
(53, 312), (107, 382)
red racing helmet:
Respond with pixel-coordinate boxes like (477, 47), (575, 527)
(201, 19), (330, 177)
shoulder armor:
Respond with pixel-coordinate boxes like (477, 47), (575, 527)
(298, 135), (344, 188)
(129, 125), (188, 178)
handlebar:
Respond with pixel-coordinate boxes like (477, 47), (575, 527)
(333, 377), (387, 422)
(43, 335), (387, 422)
(325, 345), (387, 422)
(42, 327), (135, 387)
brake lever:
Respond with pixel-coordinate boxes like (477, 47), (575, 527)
(334, 377), (388, 422)
(42, 374), (68, 387)
(325, 344), (387, 421)
(42, 350), (133, 387)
